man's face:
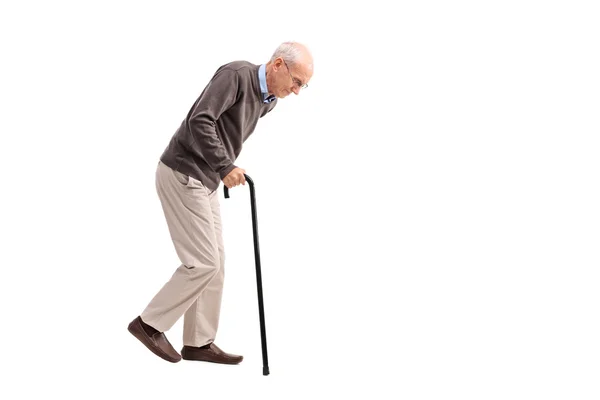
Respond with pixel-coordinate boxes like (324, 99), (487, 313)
(271, 57), (313, 98)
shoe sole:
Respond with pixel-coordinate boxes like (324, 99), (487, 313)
(181, 349), (242, 365)
(181, 356), (242, 365)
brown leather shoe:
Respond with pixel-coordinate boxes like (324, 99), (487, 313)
(127, 316), (181, 363)
(181, 343), (243, 365)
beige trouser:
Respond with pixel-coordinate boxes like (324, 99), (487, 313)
(141, 161), (225, 347)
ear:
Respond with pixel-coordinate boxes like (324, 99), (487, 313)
(273, 57), (284, 71)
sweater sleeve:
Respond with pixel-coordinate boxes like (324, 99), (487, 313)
(188, 68), (239, 179)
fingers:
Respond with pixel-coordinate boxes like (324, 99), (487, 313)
(234, 170), (245, 187)
(223, 168), (246, 189)
(224, 177), (239, 188)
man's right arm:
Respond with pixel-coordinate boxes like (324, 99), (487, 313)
(187, 68), (239, 180)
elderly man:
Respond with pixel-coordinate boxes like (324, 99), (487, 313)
(128, 42), (314, 364)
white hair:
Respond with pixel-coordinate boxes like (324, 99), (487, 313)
(270, 42), (305, 66)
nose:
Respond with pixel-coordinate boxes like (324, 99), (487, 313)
(291, 86), (300, 95)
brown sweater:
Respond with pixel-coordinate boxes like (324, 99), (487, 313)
(160, 61), (277, 192)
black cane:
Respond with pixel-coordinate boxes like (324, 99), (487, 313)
(224, 175), (270, 376)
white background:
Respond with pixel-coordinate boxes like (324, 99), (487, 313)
(1, 1), (599, 399)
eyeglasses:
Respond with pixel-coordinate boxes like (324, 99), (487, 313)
(282, 59), (308, 90)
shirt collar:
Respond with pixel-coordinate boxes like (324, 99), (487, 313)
(258, 64), (276, 104)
